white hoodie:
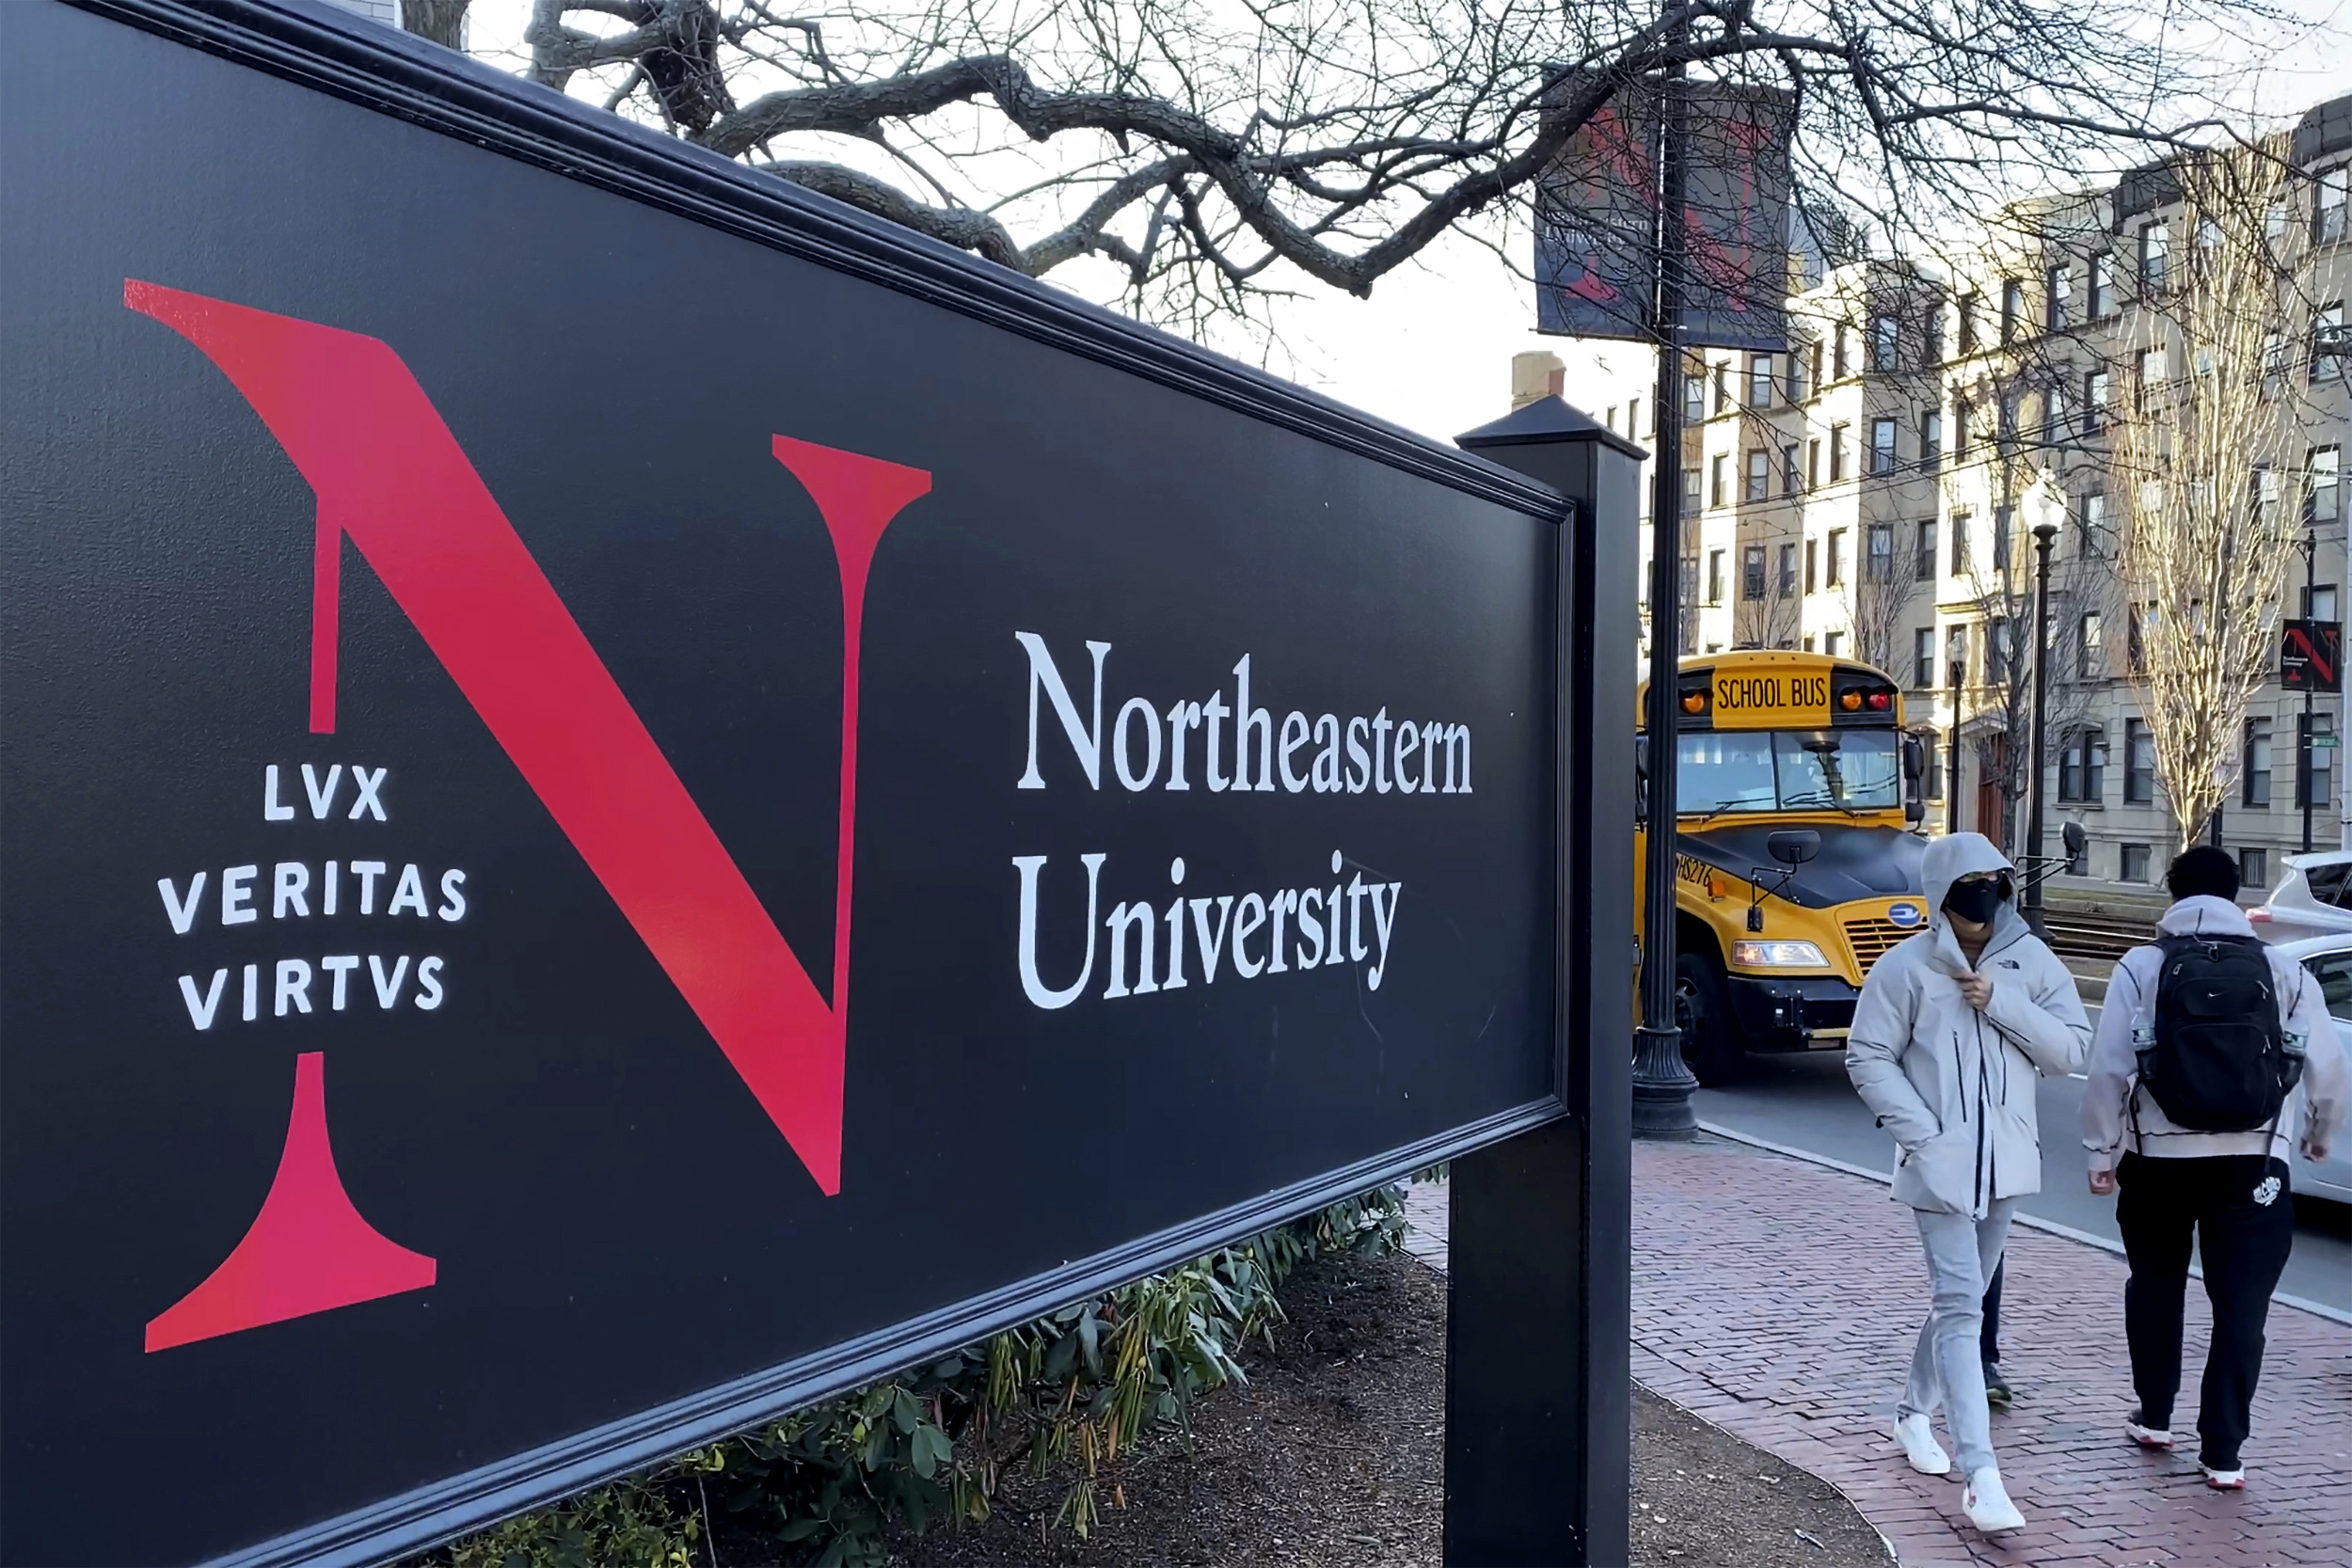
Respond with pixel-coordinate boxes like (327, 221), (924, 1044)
(2081, 895), (2351, 1174)
(1847, 833), (2092, 1217)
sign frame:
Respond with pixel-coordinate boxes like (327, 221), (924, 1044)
(2281, 618), (2342, 693)
(5, 4), (1633, 1564)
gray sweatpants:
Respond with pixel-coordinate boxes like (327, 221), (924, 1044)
(1897, 1199), (2017, 1477)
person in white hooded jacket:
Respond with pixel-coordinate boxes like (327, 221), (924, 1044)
(2081, 845), (2348, 1490)
(1846, 832), (2091, 1535)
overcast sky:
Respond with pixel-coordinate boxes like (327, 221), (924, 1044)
(469, 0), (2350, 445)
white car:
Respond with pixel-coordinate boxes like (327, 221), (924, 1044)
(2249, 849), (2352, 945)
(2270, 932), (2352, 1206)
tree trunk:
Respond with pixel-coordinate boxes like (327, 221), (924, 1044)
(402, 0), (468, 51)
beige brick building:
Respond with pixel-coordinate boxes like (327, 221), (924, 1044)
(1549, 91), (2352, 902)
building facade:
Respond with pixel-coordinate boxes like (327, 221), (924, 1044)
(1543, 90), (2352, 903)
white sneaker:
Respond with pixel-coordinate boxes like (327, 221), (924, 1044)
(2200, 1461), (2247, 1490)
(2124, 1412), (2175, 1451)
(1892, 1413), (1952, 1476)
(1963, 1467), (2026, 1534)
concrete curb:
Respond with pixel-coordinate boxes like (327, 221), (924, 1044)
(1694, 1119), (2352, 1329)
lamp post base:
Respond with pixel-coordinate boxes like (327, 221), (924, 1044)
(1630, 1023), (1699, 1139)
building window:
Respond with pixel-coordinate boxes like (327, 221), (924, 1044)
(2001, 279), (2025, 342)
(2046, 263), (2071, 331)
(1823, 630), (1844, 657)
(1988, 615), (2011, 684)
(2318, 164), (2349, 245)
(1713, 360), (1731, 414)
(1783, 443), (1802, 497)
(2078, 610), (2104, 678)
(1915, 518), (1939, 581)
(2138, 220), (2169, 291)
(2122, 843), (2153, 883)
(1684, 369), (1706, 423)
(1826, 528), (1847, 588)
(2139, 345), (2167, 392)
(2305, 712), (2335, 812)
(1750, 355), (1777, 408)
(1805, 538), (1819, 594)
(1951, 510), (1970, 577)
(2059, 726), (2106, 801)
(1830, 424), (1849, 482)
(2090, 252), (2116, 318)
(1746, 448), (1771, 502)
(2042, 382), (2068, 444)
(1958, 294), (1978, 354)
(1870, 418), (1899, 475)
(1778, 542), (1798, 597)
(2308, 583), (2340, 621)
(1806, 341), (1823, 398)
(1631, 398), (1644, 437)
(1953, 402), (1972, 457)
(2313, 446), (2344, 524)
(1803, 635), (1816, 654)
(1871, 315), (1899, 372)
(1606, 404), (1617, 432)
(2125, 718), (2155, 802)
(2241, 847), (2270, 892)
(1710, 454), (1729, 509)
(2080, 489), (2108, 556)
(1924, 735), (1944, 800)
(2128, 602), (2148, 673)
(1926, 302), (1947, 363)
(2317, 303), (2347, 383)
(1741, 546), (1766, 601)
(1914, 626), (1935, 688)
(1997, 391), (2019, 452)
(1867, 522), (1895, 581)
(1921, 410), (1943, 470)
(2084, 368), (2110, 433)
(1708, 549), (1725, 604)
(1946, 625), (1969, 686)
(1834, 324), (1851, 380)
(1681, 467), (1701, 516)
(1993, 504), (2013, 573)
(1807, 438), (1822, 489)
(2245, 718), (2273, 807)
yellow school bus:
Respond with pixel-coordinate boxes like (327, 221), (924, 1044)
(1636, 650), (1929, 1084)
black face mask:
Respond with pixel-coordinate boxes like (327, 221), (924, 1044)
(1944, 875), (2010, 926)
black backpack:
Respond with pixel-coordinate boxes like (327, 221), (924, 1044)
(2139, 933), (2306, 1133)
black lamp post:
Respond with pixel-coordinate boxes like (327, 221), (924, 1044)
(2024, 518), (2059, 937)
(2298, 527), (2318, 854)
(1948, 657), (1965, 836)
(1630, 58), (1699, 1141)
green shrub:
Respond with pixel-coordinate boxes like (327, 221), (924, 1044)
(433, 1183), (1406, 1568)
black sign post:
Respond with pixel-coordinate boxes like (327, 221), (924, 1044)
(0, 3), (1635, 1564)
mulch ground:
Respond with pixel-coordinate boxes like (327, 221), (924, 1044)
(883, 1250), (1889, 1567)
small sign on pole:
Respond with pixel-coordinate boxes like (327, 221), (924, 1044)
(2281, 619), (2343, 692)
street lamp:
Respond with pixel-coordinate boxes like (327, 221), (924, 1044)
(2024, 512), (2060, 938)
(1948, 656), (1965, 836)
(2296, 526), (2318, 855)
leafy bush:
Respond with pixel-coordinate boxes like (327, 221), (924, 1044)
(436, 1183), (1407, 1568)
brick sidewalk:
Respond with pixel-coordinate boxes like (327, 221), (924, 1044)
(1403, 1138), (2352, 1567)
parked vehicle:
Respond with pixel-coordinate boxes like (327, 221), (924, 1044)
(2267, 931), (2352, 1206)
(2248, 849), (2352, 945)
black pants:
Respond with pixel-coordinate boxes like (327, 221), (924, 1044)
(1981, 1257), (2004, 1363)
(2115, 1153), (2296, 1469)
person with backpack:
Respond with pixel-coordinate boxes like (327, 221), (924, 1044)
(2082, 845), (2348, 1490)
(1848, 832), (2091, 1535)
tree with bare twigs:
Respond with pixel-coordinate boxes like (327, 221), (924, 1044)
(2112, 145), (2323, 847)
(373, 0), (2312, 334)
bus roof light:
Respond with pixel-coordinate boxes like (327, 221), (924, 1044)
(1868, 690), (1892, 710)
(1839, 690), (1863, 711)
(1681, 691), (1707, 714)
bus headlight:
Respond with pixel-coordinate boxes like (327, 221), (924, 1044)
(1731, 940), (1829, 968)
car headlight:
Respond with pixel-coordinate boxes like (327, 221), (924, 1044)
(1731, 940), (1830, 968)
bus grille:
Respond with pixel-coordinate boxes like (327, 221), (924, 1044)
(1844, 919), (1907, 974)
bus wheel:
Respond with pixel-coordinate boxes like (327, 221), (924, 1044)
(1674, 950), (1745, 1086)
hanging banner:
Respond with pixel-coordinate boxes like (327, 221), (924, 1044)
(1535, 78), (1796, 352)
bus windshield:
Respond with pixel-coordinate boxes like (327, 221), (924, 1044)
(1677, 729), (1902, 816)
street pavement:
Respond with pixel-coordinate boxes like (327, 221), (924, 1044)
(1404, 1141), (2352, 1567)
(1694, 1005), (2352, 1312)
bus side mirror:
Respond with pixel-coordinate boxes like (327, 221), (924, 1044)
(1635, 734), (1650, 817)
(2063, 819), (2088, 874)
(1768, 830), (1820, 865)
(1902, 735), (1927, 825)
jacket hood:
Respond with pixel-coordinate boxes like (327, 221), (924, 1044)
(2157, 895), (2255, 938)
(1921, 832), (2017, 930)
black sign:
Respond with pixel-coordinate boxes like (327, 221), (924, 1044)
(1534, 78), (1795, 351)
(2282, 619), (2343, 692)
(0, 4), (1587, 1564)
